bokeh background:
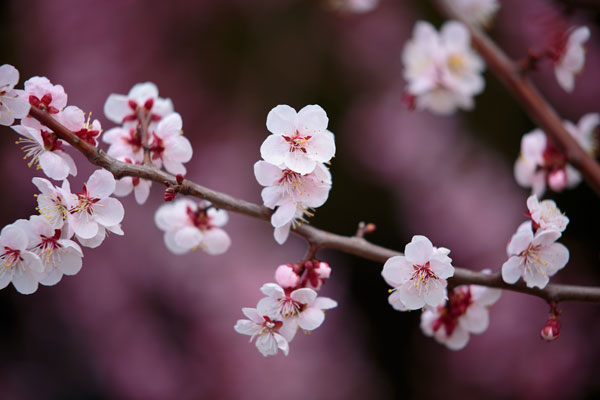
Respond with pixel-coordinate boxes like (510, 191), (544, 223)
(1, 0), (600, 399)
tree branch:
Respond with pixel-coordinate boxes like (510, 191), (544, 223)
(28, 106), (600, 304)
(435, 0), (600, 197)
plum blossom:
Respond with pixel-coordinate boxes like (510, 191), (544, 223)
(442, 0), (499, 27)
(526, 195), (569, 233)
(303, 261), (332, 291)
(102, 126), (144, 162)
(260, 105), (336, 175)
(234, 307), (289, 357)
(12, 124), (77, 180)
(254, 160), (332, 244)
(256, 283), (337, 342)
(59, 106), (102, 147)
(0, 64), (30, 126)
(103, 82), (173, 125)
(381, 235), (455, 310)
(113, 158), (152, 205)
(149, 112), (193, 175)
(275, 264), (301, 288)
(551, 26), (590, 92)
(65, 169), (125, 240)
(154, 199), (231, 255)
(514, 113), (598, 196)
(420, 280), (501, 350)
(33, 177), (72, 229)
(22, 76), (67, 118)
(541, 317), (561, 341)
(502, 223), (569, 289)
(403, 21), (485, 115)
(0, 223), (43, 294)
(14, 215), (83, 286)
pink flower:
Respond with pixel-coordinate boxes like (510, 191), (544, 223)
(103, 82), (173, 125)
(12, 124), (77, 180)
(526, 195), (569, 233)
(65, 169), (125, 240)
(552, 26), (590, 92)
(234, 307), (289, 357)
(0, 64), (30, 126)
(260, 104), (336, 175)
(420, 281), (501, 350)
(14, 215), (83, 286)
(102, 126), (144, 162)
(154, 199), (231, 255)
(0, 223), (44, 295)
(32, 177), (72, 229)
(113, 158), (152, 205)
(21, 76), (67, 124)
(59, 106), (102, 147)
(256, 283), (337, 342)
(275, 264), (300, 288)
(149, 113), (193, 175)
(381, 235), (455, 310)
(502, 223), (569, 289)
(304, 261), (332, 290)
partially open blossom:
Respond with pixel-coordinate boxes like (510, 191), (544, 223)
(303, 261), (332, 291)
(22, 76), (67, 118)
(541, 317), (561, 341)
(421, 280), (501, 350)
(0, 223), (43, 295)
(33, 177), (72, 229)
(526, 195), (568, 233)
(254, 160), (332, 244)
(149, 112), (193, 175)
(65, 169), (125, 240)
(154, 199), (231, 255)
(59, 106), (102, 147)
(102, 126), (144, 162)
(402, 21), (485, 115)
(12, 124), (77, 180)
(382, 235), (455, 310)
(234, 307), (289, 357)
(257, 283), (337, 342)
(260, 104), (336, 175)
(442, 0), (499, 27)
(275, 264), (301, 289)
(551, 26), (590, 92)
(113, 158), (152, 205)
(502, 223), (569, 289)
(514, 113), (599, 196)
(14, 215), (83, 286)
(103, 82), (173, 125)
(0, 64), (30, 126)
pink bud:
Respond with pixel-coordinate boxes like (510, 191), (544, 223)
(275, 264), (300, 289)
(164, 187), (176, 202)
(541, 318), (561, 342)
(176, 174), (184, 184)
(548, 169), (568, 192)
(315, 262), (331, 279)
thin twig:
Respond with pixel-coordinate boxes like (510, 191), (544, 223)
(28, 106), (600, 304)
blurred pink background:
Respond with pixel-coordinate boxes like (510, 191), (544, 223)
(0, 0), (599, 399)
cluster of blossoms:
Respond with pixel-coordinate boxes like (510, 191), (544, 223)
(255, 104), (335, 244)
(514, 113), (599, 196)
(502, 195), (569, 289)
(402, 20), (485, 115)
(235, 260), (336, 356)
(421, 276), (501, 350)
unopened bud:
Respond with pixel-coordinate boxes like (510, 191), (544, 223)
(364, 223), (376, 234)
(163, 187), (176, 202)
(176, 174), (184, 184)
(275, 264), (300, 289)
(541, 318), (561, 342)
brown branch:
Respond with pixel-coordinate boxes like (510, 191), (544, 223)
(28, 106), (600, 304)
(435, 0), (600, 197)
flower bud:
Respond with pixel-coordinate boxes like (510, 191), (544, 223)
(541, 318), (561, 342)
(548, 169), (568, 192)
(164, 187), (176, 202)
(176, 174), (184, 184)
(275, 264), (300, 289)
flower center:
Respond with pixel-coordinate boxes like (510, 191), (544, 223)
(35, 229), (63, 264)
(410, 262), (438, 294)
(186, 206), (212, 231)
(432, 287), (472, 336)
(447, 53), (467, 75)
(70, 185), (100, 215)
(150, 132), (165, 160)
(520, 244), (548, 276)
(29, 93), (59, 114)
(279, 169), (305, 198)
(279, 296), (303, 318)
(282, 132), (312, 153)
(1, 247), (23, 269)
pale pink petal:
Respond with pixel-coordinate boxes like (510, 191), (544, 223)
(156, 112), (183, 138)
(274, 333), (289, 356)
(283, 151), (317, 175)
(260, 135), (288, 166)
(501, 256), (523, 284)
(460, 304), (489, 334)
(39, 151), (70, 180)
(255, 332), (278, 356)
(163, 159), (186, 176)
(11, 265), (39, 295)
(254, 161), (283, 186)
(429, 258), (454, 279)
(381, 256), (412, 286)
(87, 169), (116, 199)
(297, 104), (328, 134)
(93, 198), (125, 227)
(40, 268), (63, 286)
(312, 297), (337, 310)
(256, 297), (281, 320)
(274, 224), (291, 245)
(262, 186), (283, 209)
(470, 285), (501, 306)
(2, 95), (30, 120)
(173, 226), (203, 250)
(164, 231), (188, 254)
(103, 94), (131, 123)
(266, 104), (297, 135)
(207, 208), (228, 227)
(404, 235), (434, 265)
(202, 228), (231, 255)
(69, 213), (99, 239)
(59, 105), (85, 131)
(297, 307), (325, 331)
(113, 178), (134, 197)
(306, 133), (336, 163)
(444, 325), (470, 350)
(290, 288), (318, 305)
(234, 320), (262, 336)
(241, 307), (265, 324)
(260, 283), (285, 298)
(271, 201), (296, 227)
(129, 82), (158, 102)
(507, 228), (533, 255)
(58, 247), (83, 275)
(278, 318), (298, 342)
(133, 180), (151, 204)
(538, 243), (569, 275)
(398, 282), (426, 310)
(388, 291), (408, 311)
(0, 226), (29, 250)
(164, 136), (193, 162)
(0, 64), (19, 88)
(423, 282), (447, 307)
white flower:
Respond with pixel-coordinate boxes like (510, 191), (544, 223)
(420, 280), (501, 350)
(102, 126), (144, 162)
(260, 105), (336, 175)
(234, 307), (289, 357)
(443, 0), (499, 27)
(112, 158), (152, 205)
(553, 26), (590, 93)
(502, 223), (569, 289)
(526, 195), (569, 233)
(149, 112), (193, 175)
(514, 113), (598, 196)
(254, 160), (332, 244)
(33, 177), (72, 229)
(103, 82), (173, 125)
(59, 106), (102, 147)
(154, 199), (231, 255)
(256, 283), (337, 342)
(12, 124), (77, 180)
(0, 64), (30, 126)
(65, 169), (125, 240)
(14, 216), (83, 286)
(402, 21), (485, 115)
(381, 235), (455, 310)
(0, 224), (44, 294)
(22, 76), (67, 117)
